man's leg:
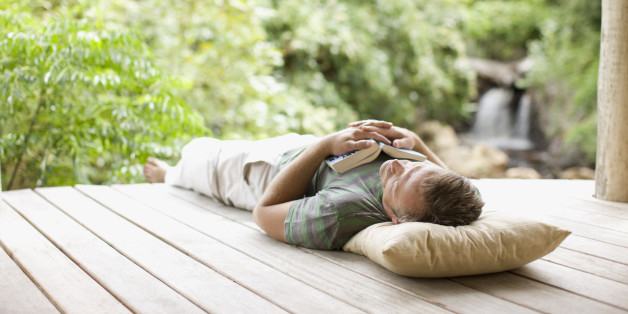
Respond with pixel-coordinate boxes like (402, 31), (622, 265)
(162, 137), (223, 198)
(143, 134), (316, 209)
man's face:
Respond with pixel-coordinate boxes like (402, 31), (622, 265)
(379, 159), (445, 224)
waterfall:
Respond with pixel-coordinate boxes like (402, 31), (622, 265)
(472, 88), (513, 141)
(472, 88), (534, 150)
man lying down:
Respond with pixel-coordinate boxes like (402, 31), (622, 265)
(144, 120), (484, 250)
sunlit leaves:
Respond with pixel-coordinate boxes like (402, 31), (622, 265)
(520, 0), (600, 164)
(265, 0), (474, 127)
(0, 1), (206, 189)
(94, 0), (345, 140)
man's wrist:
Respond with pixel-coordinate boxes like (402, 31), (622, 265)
(316, 134), (337, 156)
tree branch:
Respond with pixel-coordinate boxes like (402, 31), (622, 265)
(7, 97), (45, 190)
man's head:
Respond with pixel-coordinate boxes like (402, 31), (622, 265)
(379, 159), (483, 226)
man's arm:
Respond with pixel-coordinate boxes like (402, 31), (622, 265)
(349, 120), (448, 169)
(252, 128), (391, 242)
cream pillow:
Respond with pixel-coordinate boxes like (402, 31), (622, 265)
(343, 211), (571, 278)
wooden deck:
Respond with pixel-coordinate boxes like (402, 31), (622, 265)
(1, 179), (627, 313)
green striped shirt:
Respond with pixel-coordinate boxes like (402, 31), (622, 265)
(279, 147), (390, 250)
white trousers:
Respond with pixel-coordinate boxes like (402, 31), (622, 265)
(165, 133), (317, 210)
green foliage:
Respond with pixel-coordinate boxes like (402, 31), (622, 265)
(97, 0), (356, 139)
(0, 1), (207, 189)
(1, 0), (603, 188)
(462, 0), (550, 60)
(102, 0), (476, 134)
(521, 0), (600, 164)
(264, 0), (475, 127)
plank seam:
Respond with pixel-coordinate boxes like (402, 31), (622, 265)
(509, 269), (628, 312)
(558, 246), (628, 267)
(34, 187), (208, 314)
(539, 257), (628, 287)
(164, 183), (628, 312)
(110, 185), (365, 313)
(0, 200), (69, 314)
(559, 235), (628, 264)
(15, 190), (137, 314)
(447, 279), (542, 313)
(159, 185), (482, 313)
(301, 248), (460, 313)
(79, 186), (295, 314)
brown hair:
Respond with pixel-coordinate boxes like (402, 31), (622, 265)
(417, 171), (484, 226)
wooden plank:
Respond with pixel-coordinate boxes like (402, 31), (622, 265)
(560, 234), (628, 265)
(163, 183), (626, 313)
(36, 186), (283, 314)
(78, 184), (361, 313)
(550, 197), (628, 220)
(474, 182), (628, 248)
(521, 197), (628, 233)
(161, 185), (260, 231)
(476, 179), (628, 219)
(498, 196), (628, 234)
(115, 183), (450, 314)
(4, 189), (204, 314)
(0, 195), (130, 314)
(311, 250), (537, 314)
(512, 259), (628, 310)
(453, 272), (626, 313)
(161, 185), (536, 313)
(543, 247), (628, 285)
(475, 180), (628, 236)
(0, 226), (60, 314)
(472, 179), (628, 310)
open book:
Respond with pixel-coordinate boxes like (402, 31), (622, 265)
(325, 140), (427, 173)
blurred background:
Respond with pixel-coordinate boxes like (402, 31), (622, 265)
(0, 0), (600, 190)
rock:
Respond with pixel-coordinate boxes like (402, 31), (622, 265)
(416, 121), (510, 178)
(505, 167), (542, 179)
(558, 167), (595, 180)
(463, 57), (533, 86)
(447, 143), (509, 179)
(415, 121), (459, 153)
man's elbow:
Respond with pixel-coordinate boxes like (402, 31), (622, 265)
(252, 204), (273, 236)
(252, 204), (265, 228)
(251, 203), (289, 243)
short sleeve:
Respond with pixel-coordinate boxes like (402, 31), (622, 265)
(284, 191), (341, 250)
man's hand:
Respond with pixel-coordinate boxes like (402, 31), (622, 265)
(322, 127), (392, 156)
(349, 119), (416, 150)
(348, 119), (448, 169)
(348, 119), (393, 129)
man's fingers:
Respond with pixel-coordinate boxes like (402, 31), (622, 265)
(360, 125), (402, 139)
(354, 139), (374, 150)
(333, 139), (372, 156)
(369, 132), (391, 145)
(356, 128), (391, 145)
(392, 138), (413, 150)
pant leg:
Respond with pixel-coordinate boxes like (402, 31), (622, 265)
(164, 137), (223, 199)
(165, 134), (317, 210)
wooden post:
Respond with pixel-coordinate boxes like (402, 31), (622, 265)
(595, 0), (628, 202)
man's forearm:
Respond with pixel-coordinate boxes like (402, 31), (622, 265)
(256, 139), (330, 207)
(404, 128), (448, 169)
